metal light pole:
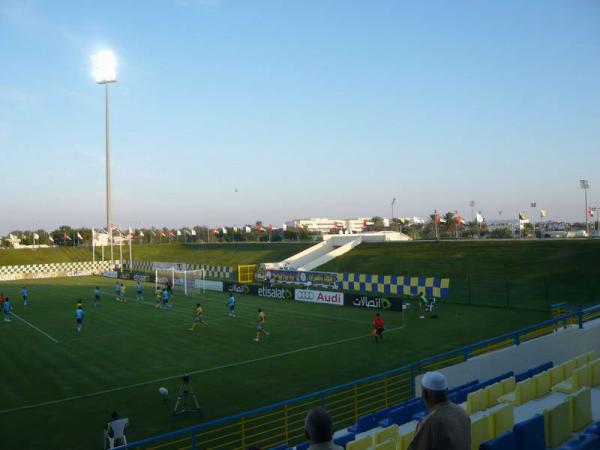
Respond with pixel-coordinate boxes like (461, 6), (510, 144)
(469, 200), (475, 223)
(391, 198), (396, 231)
(580, 180), (590, 236)
(530, 202), (536, 239)
(92, 50), (117, 262)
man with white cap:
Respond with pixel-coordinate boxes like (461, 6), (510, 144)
(408, 371), (470, 450)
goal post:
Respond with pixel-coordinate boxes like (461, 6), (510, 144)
(238, 264), (257, 284)
(155, 267), (175, 292)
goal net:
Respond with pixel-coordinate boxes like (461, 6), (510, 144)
(155, 268), (206, 296)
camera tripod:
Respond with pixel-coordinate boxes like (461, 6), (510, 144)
(172, 375), (202, 416)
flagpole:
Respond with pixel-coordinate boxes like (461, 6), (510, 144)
(92, 229), (96, 263)
(119, 234), (123, 265)
(129, 235), (133, 269)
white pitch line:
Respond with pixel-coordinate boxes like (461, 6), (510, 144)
(0, 326), (404, 415)
(11, 313), (59, 344)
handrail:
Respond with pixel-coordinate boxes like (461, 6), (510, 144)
(118, 306), (598, 449)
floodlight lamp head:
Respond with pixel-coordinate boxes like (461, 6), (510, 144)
(580, 180), (590, 189)
(91, 50), (117, 84)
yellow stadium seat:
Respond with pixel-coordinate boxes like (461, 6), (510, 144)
(585, 350), (597, 363)
(591, 359), (600, 386)
(544, 398), (571, 448)
(548, 366), (564, 386)
(553, 365), (592, 394)
(532, 371), (551, 398)
(466, 389), (487, 414)
(516, 378), (535, 405)
(488, 404), (514, 438)
(399, 430), (414, 450)
(575, 354), (588, 368)
(368, 438), (395, 450)
(471, 414), (491, 450)
(374, 425), (399, 446)
(562, 359), (576, 378)
(569, 387), (593, 431)
(500, 376), (515, 395)
(348, 435), (373, 450)
(486, 382), (503, 408)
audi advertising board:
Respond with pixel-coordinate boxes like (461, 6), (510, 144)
(295, 289), (344, 306)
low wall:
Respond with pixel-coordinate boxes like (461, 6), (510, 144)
(415, 319), (600, 394)
(0, 261), (115, 282)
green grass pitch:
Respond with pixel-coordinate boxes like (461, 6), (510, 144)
(0, 276), (548, 449)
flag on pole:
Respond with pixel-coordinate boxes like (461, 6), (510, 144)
(518, 212), (526, 220)
(245, 226), (251, 233)
(282, 223), (287, 231)
(64, 232), (71, 241)
(454, 215), (464, 225)
(268, 224), (273, 232)
(476, 212), (484, 224)
(168, 230), (175, 237)
(48, 235), (54, 243)
(139, 230), (145, 237)
(160, 230), (166, 237)
(191, 229), (197, 236)
(540, 209), (548, 217)
(233, 226), (239, 233)
(33, 233), (40, 240)
(434, 214), (442, 225)
(176, 229), (181, 236)
(589, 208), (595, 217)
(77, 232), (83, 240)
(211, 228), (218, 235)
(222, 227), (227, 234)
(128, 227), (134, 237)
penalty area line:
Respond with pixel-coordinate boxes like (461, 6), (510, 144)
(0, 326), (404, 415)
(11, 313), (59, 344)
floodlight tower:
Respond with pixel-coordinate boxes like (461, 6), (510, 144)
(580, 180), (590, 236)
(92, 50), (117, 262)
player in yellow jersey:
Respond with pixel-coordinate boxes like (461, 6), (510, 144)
(253, 308), (270, 342)
(189, 303), (206, 331)
(155, 287), (162, 308)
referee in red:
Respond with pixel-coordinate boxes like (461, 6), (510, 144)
(372, 313), (385, 343)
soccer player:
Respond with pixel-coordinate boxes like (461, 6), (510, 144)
(155, 286), (162, 308)
(226, 294), (236, 318)
(75, 305), (84, 332)
(3, 297), (12, 322)
(94, 286), (101, 307)
(254, 308), (269, 342)
(189, 303), (206, 331)
(114, 282), (121, 302)
(135, 281), (143, 301)
(21, 286), (29, 306)
(372, 313), (385, 343)
(161, 288), (170, 309)
(120, 283), (127, 302)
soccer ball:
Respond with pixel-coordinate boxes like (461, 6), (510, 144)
(159, 387), (169, 398)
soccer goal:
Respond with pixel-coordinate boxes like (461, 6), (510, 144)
(155, 268), (206, 296)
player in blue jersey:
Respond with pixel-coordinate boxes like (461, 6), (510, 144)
(161, 288), (171, 309)
(113, 281), (121, 302)
(135, 281), (143, 301)
(226, 294), (236, 318)
(75, 305), (84, 332)
(3, 297), (12, 322)
(94, 286), (101, 307)
(21, 286), (29, 306)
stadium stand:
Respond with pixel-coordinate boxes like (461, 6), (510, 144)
(336, 350), (600, 450)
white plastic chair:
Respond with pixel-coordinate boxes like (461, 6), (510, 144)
(105, 418), (128, 449)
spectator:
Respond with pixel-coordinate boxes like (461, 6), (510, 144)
(304, 407), (342, 450)
(408, 371), (470, 450)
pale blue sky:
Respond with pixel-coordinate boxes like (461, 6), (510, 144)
(1, 0), (599, 233)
